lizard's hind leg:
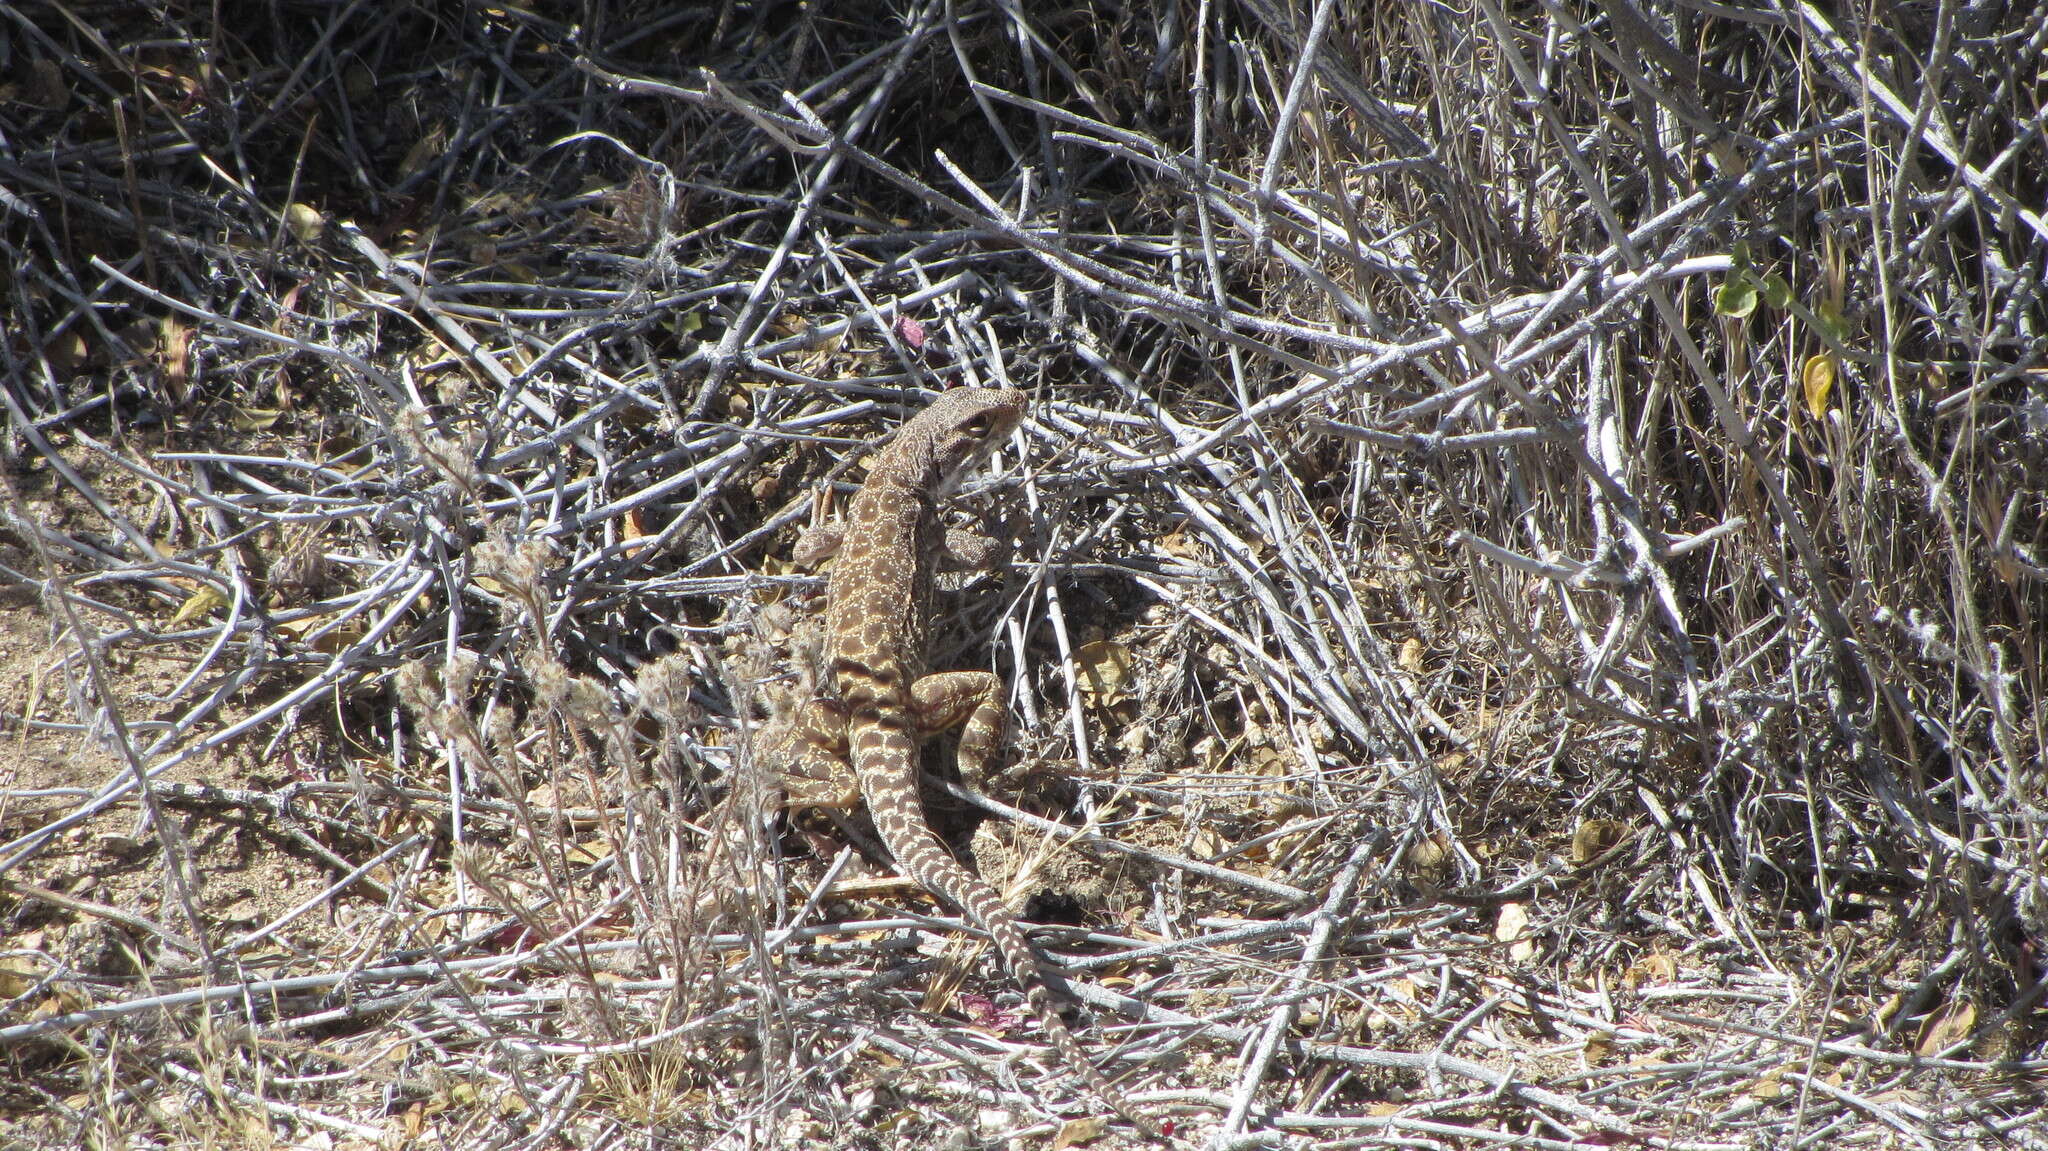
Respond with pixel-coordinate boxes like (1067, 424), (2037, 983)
(759, 698), (863, 810)
(909, 671), (1007, 789)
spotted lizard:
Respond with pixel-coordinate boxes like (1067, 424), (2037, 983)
(763, 386), (1154, 1136)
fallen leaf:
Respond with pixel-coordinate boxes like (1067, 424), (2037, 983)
(895, 314), (926, 350)
(1625, 948), (1679, 988)
(621, 506), (654, 556)
(1157, 524), (1198, 559)
(1495, 901), (1537, 962)
(1571, 819), (1628, 865)
(1074, 639), (1134, 704)
(1398, 637), (1425, 673)
(285, 202), (325, 243)
(169, 585), (229, 627)
(159, 315), (191, 399)
(1918, 1000), (1976, 1056)
(231, 406), (283, 432)
(1053, 1115), (1109, 1147)
(1406, 831), (1452, 886)
(1584, 1031), (1614, 1063)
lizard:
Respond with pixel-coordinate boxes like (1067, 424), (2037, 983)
(760, 386), (1156, 1137)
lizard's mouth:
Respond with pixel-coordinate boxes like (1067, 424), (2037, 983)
(937, 443), (1004, 498)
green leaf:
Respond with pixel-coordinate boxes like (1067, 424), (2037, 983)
(1813, 300), (1848, 346)
(1717, 273), (1759, 318)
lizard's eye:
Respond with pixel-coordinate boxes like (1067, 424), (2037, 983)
(963, 414), (993, 435)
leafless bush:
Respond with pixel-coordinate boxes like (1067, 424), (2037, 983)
(2, 0), (2043, 1147)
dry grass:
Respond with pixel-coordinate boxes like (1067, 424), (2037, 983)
(2, 0), (2044, 1147)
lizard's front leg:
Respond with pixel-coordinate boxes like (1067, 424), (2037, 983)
(909, 671), (1008, 789)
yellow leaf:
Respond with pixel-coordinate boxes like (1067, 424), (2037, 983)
(231, 406), (283, 432)
(1802, 354), (1837, 419)
(169, 585), (229, 627)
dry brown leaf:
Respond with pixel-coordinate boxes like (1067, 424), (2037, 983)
(285, 202), (326, 243)
(0, 957), (40, 999)
(159, 315), (191, 398)
(621, 506), (654, 556)
(1398, 636), (1425, 673)
(1158, 524), (1199, 558)
(1075, 639), (1134, 704)
(1570, 819), (1628, 864)
(1918, 1000), (1976, 1056)
(1053, 1115), (1109, 1147)
(1495, 901), (1536, 961)
(563, 839), (612, 867)
(1406, 831), (1452, 887)
(1625, 948), (1679, 987)
(398, 124), (447, 180)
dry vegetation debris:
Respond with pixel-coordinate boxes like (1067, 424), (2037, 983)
(2, 0), (2045, 1147)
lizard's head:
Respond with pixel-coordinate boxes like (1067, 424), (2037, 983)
(901, 387), (1027, 496)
